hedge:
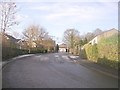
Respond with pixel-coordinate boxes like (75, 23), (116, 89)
(84, 44), (98, 62)
(2, 46), (50, 61)
(97, 57), (119, 70)
(2, 47), (29, 61)
(80, 34), (119, 69)
(29, 48), (48, 54)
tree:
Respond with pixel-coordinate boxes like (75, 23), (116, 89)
(23, 24), (50, 53)
(93, 28), (103, 36)
(80, 37), (88, 46)
(0, 1), (18, 33)
(36, 27), (49, 47)
(42, 37), (55, 52)
(63, 29), (80, 54)
(84, 32), (95, 42)
(55, 44), (59, 52)
(23, 25), (40, 53)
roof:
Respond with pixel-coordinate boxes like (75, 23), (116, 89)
(94, 28), (118, 38)
(4, 33), (20, 43)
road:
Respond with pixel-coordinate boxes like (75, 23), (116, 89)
(2, 52), (118, 88)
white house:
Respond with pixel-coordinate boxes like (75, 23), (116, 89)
(88, 36), (98, 45)
(59, 43), (67, 52)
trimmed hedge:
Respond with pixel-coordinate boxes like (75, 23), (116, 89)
(80, 34), (119, 69)
(30, 48), (48, 54)
(97, 57), (119, 70)
(97, 34), (118, 61)
(2, 46), (50, 61)
(84, 44), (98, 62)
(2, 47), (29, 61)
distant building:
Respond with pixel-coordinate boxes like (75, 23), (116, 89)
(59, 43), (67, 52)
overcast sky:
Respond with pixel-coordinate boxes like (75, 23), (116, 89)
(9, 0), (118, 44)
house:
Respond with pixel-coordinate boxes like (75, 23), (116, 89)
(1, 33), (20, 48)
(88, 28), (118, 45)
(17, 40), (42, 50)
(17, 40), (28, 49)
(59, 43), (67, 52)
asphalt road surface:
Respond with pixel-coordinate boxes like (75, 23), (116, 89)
(2, 52), (118, 88)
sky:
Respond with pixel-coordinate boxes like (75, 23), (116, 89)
(8, 0), (118, 44)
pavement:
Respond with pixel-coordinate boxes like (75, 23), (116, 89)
(68, 54), (118, 79)
(2, 52), (118, 88)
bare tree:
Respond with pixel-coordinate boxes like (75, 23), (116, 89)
(93, 28), (103, 36)
(63, 29), (80, 54)
(42, 37), (55, 52)
(0, 1), (18, 33)
(36, 27), (49, 47)
(23, 24), (49, 53)
(84, 32), (95, 42)
(23, 25), (39, 53)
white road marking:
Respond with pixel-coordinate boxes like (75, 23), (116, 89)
(61, 55), (73, 62)
(54, 55), (59, 58)
(73, 60), (77, 62)
(40, 57), (49, 61)
(61, 55), (69, 60)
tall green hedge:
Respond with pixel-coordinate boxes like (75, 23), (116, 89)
(84, 44), (98, 62)
(97, 34), (118, 69)
(81, 34), (119, 69)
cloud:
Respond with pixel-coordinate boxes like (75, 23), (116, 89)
(30, 6), (50, 10)
(41, 2), (117, 24)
